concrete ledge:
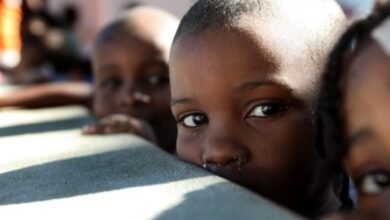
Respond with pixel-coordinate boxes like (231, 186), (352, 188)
(0, 106), (302, 220)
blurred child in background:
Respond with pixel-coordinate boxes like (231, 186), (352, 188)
(82, 6), (179, 153)
(319, 2), (390, 219)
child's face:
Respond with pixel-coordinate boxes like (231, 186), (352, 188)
(344, 41), (390, 210)
(92, 38), (176, 149)
(170, 26), (331, 212)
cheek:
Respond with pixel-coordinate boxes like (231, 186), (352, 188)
(350, 85), (390, 159)
(247, 112), (319, 194)
(371, 106), (390, 158)
(357, 190), (390, 213)
(150, 87), (172, 112)
(176, 130), (202, 165)
(250, 112), (316, 168)
(93, 92), (117, 118)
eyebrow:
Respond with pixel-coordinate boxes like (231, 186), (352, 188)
(97, 64), (120, 71)
(236, 79), (278, 92)
(348, 128), (373, 146)
(171, 98), (193, 106)
(171, 80), (280, 106)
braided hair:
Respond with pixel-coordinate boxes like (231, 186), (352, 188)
(317, 2), (390, 210)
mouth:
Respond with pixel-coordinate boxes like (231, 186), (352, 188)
(201, 162), (269, 196)
(203, 163), (246, 184)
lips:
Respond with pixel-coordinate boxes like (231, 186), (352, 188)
(202, 162), (272, 195)
(203, 163), (247, 184)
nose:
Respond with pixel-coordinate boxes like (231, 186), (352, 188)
(120, 87), (151, 107)
(202, 132), (250, 168)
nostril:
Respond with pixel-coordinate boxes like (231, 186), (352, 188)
(133, 92), (151, 103)
(229, 156), (248, 171)
(202, 162), (222, 169)
(201, 139), (250, 171)
(202, 156), (248, 172)
(122, 92), (151, 106)
(230, 156), (248, 166)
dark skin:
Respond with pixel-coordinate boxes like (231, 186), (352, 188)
(170, 24), (340, 216)
(345, 41), (390, 210)
(324, 41), (390, 220)
(1, 6), (178, 152)
(82, 6), (179, 153)
(0, 82), (91, 108)
(83, 37), (177, 153)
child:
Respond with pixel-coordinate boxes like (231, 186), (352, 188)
(81, 6), (179, 153)
(169, 0), (347, 217)
(0, 6), (178, 153)
(319, 3), (390, 219)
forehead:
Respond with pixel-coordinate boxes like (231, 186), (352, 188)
(94, 36), (166, 60)
(344, 41), (390, 125)
(170, 23), (319, 101)
(171, 28), (274, 85)
(345, 41), (390, 90)
(92, 38), (168, 73)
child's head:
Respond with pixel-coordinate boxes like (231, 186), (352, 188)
(169, 0), (347, 217)
(92, 6), (179, 152)
(319, 3), (390, 211)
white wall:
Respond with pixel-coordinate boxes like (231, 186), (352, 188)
(336, 0), (376, 20)
(142, 0), (194, 18)
(47, 0), (194, 45)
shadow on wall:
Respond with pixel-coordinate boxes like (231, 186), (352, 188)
(0, 146), (209, 205)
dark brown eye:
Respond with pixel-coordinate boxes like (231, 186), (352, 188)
(101, 78), (122, 90)
(357, 170), (390, 195)
(147, 75), (169, 85)
(180, 113), (208, 128)
(248, 102), (287, 118)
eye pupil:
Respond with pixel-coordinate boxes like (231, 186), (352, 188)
(148, 75), (169, 85)
(181, 113), (208, 128)
(250, 102), (285, 118)
(262, 104), (280, 116)
(149, 76), (159, 84)
(374, 172), (390, 187)
(360, 171), (390, 195)
(193, 114), (205, 123)
(103, 78), (121, 89)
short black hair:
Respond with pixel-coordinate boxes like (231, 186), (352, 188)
(173, 0), (347, 98)
(93, 20), (129, 47)
(174, 0), (268, 42)
(94, 5), (177, 51)
(317, 2), (390, 209)
(93, 4), (145, 49)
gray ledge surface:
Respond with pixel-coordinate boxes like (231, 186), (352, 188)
(0, 106), (302, 220)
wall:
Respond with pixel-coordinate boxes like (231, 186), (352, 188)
(47, 0), (194, 45)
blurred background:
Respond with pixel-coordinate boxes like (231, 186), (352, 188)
(0, 0), (194, 85)
(47, 0), (194, 48)
(0, 0), (377, 86)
